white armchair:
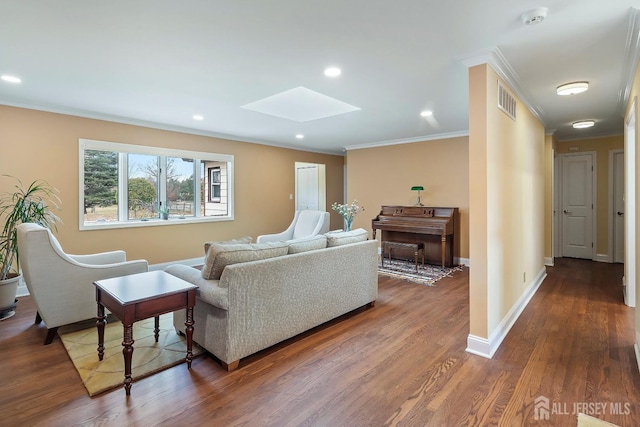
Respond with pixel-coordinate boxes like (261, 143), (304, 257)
(16, 223), (149, 344)
(256, 210), (330, 243)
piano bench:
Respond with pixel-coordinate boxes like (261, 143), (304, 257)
(381, 241), (425, 273)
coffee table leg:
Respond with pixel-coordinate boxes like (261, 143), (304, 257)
(122, 323), (135, 395)
(154, 316), (160, 342)
(185, 307), (194, 368)
(96, 302), (105, 361)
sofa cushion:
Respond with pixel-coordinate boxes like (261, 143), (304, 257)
(287, 235), (327, 254)
(325, 228), (368, 247)
(204, 236), (252, 255)
(201, 241), (289, 280)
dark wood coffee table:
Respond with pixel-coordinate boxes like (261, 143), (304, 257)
(94, 270), (198, 396)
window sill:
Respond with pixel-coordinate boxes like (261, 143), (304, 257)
(80, 215), (234, 231)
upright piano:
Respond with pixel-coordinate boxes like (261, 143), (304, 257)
(372, 206), (458, 267)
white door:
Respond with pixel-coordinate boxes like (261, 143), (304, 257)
(561, 153), (594, 259)
(296, 165), (319, 211)
(613, 151), (624, 263)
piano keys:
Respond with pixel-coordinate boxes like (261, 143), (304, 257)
(372, 206), (458, 268)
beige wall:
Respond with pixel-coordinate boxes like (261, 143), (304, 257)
(0, 105), (345, 264)
(345, 137), (469, 260)
(555, 135), (624, 256)
(469, 64), (546, 340)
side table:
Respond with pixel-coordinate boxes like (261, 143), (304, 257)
(94, 270), (198, 396)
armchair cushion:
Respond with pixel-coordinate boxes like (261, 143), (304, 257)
(201, 241), (288, 280)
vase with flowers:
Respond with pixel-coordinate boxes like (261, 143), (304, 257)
(331, 199), (365, 232)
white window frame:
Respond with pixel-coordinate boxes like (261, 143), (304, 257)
(79, 139), (234, 230)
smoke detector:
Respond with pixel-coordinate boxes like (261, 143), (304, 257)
(521, 7), (548, 25)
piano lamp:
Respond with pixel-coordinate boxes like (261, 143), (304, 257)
(411, 186), (424, 206)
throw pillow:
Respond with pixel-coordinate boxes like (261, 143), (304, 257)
(325, 228), (368, 247)
(287, 235), (327, 254)
(203, 236), (252, 255)
(201, 241), (288, 280)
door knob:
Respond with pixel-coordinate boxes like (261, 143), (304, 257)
(617, 211), (624, 216)
(563, 210), (573, 214)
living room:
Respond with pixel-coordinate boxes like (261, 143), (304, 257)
(2, 1), (640, 425)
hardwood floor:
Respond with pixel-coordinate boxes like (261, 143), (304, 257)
(1, 258), (639, 426)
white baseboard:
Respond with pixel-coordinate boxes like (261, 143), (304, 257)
(466, 265), (547, 358)
(544, 257), (554, 267)
(16, 257), (206, 297)
(456, 257), (470, 267)
(594, 253), (611, 263)
(148, 257), (204, 271)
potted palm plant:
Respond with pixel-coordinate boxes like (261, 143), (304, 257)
(0, 176), (61, 319)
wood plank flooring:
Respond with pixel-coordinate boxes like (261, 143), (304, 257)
(1, 258), (639, 426)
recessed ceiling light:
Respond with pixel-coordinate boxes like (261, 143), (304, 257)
(324, 67), (341, 77)
(1, 75), (22, 84)
(557, 82), (589, 96)
(420, 110), (433, 117)
(573, 120), (595, 129)
(296, 134), (304, 139)
(193, 114), (204, 121)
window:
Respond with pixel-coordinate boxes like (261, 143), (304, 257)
(80, 139), (234, 229)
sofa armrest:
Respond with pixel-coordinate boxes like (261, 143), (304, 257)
(165, 264), (229, 310)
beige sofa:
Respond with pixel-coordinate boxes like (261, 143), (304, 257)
(166, 230), (378, 371)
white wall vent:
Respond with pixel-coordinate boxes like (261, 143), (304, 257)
(498, 82), (516, 121)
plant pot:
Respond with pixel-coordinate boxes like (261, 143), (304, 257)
(0, 273), (20, 320)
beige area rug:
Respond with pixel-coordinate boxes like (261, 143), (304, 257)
(577, 413), (620, 427)
(59, 313), (204, 397)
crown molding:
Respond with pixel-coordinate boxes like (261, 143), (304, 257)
(458, 47), (545, 126)
(0, 98), (343, 156)
(343, 130), (469, 151)
(618, 8), (640, 113)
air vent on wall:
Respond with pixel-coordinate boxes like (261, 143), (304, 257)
(498, 82), (517, 121)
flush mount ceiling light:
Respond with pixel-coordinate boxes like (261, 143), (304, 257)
(521, 7), (548, 25)
(557, 81), (589, 96)
(324, 67), (341, 77)
(572, 120), (595, 129)
(193, 114), (204, 120)
(1, 74), (22, 84)
(420, 110), (433, 117)
(296, 134), (304, 139)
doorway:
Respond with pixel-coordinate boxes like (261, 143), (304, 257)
(295, 162), (326, 211)
(611, 149), (624, 264)
(557, 152), (596, 259)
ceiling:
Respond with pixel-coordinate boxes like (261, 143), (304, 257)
(1, 1), (639, 155)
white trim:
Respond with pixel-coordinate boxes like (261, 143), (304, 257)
(458, 47), (544, 125)
(16, 257), (205, 297)
(344, 130), (469, 152)
(455, 257), (470, 267)
(544, 257), (554, 267)
(609, 149), (624, 264)
(466, 266), (546, 358)
(0, 98), (342, 156)
(619, 8), (640, 113)
(594, 254), (610, 263)
(635, 342), (640, 374)
(148, 257), (205, 272)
